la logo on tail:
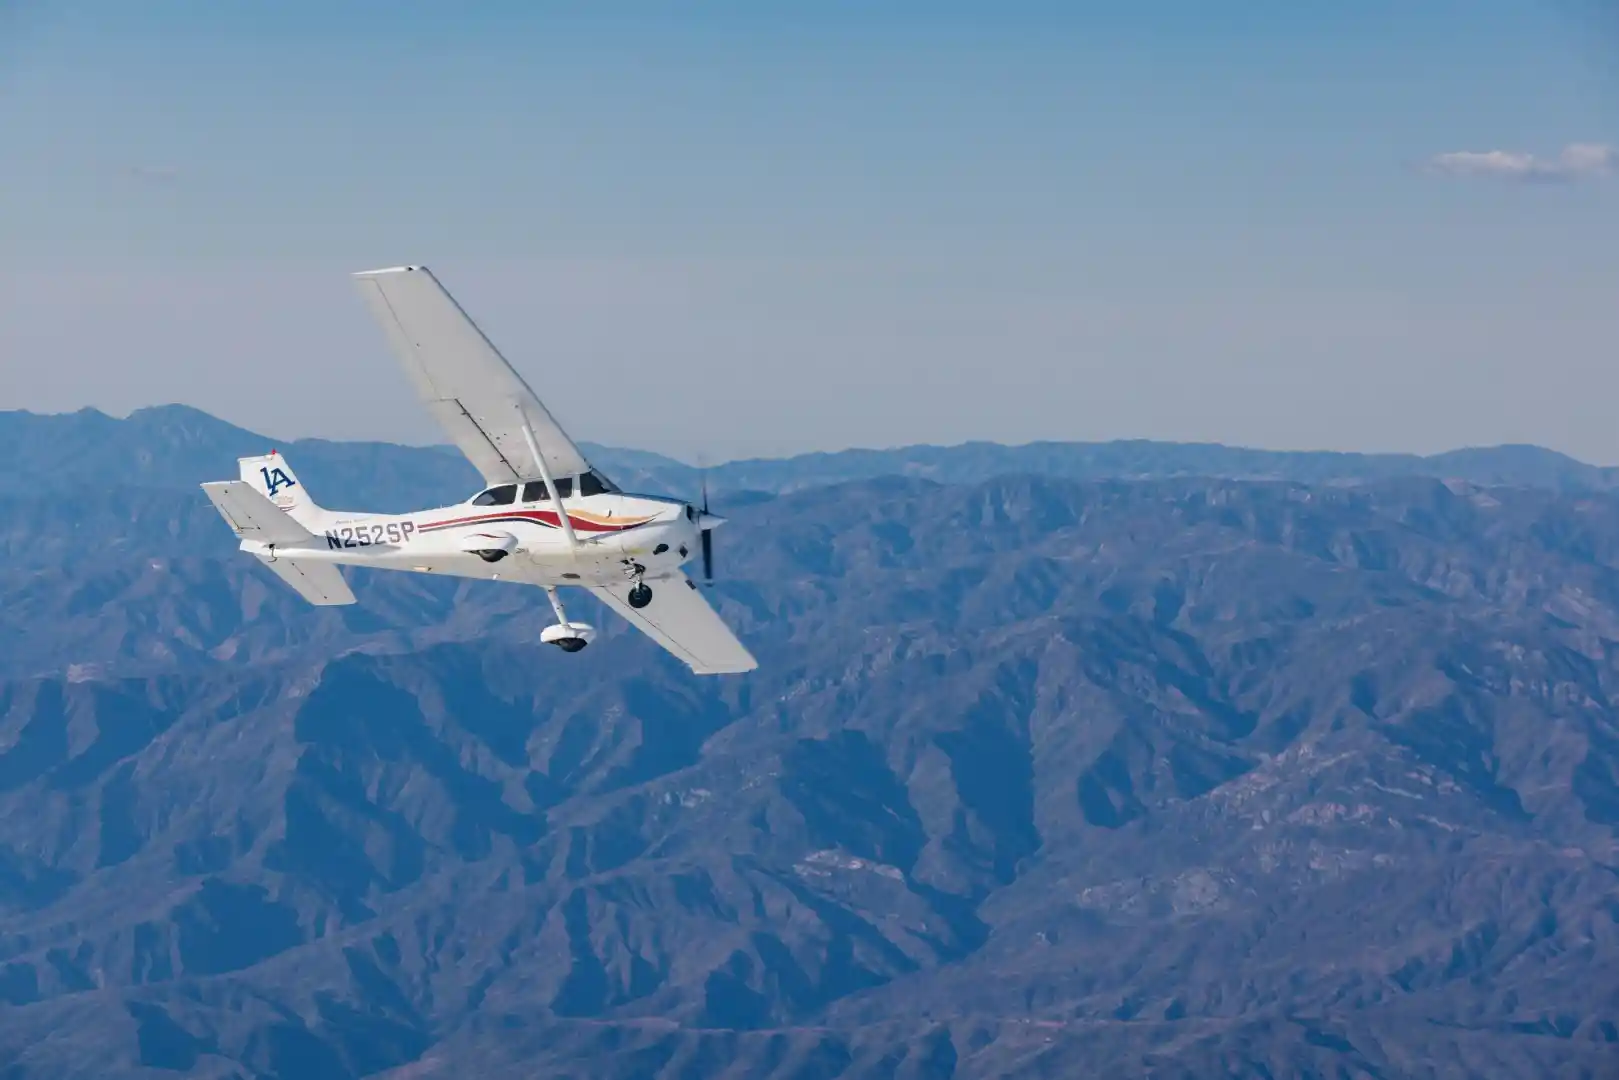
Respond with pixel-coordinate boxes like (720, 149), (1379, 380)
(238, 452), (329, 528)
(261, 466), (297, 496)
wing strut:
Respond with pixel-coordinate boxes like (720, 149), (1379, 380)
(516, 403), (579, 549)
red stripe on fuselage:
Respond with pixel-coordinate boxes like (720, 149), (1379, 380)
(417, 509), (653, 534)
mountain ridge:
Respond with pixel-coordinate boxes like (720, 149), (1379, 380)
(0, 406), (1616, 1077)
(5, 405), (1616, 508)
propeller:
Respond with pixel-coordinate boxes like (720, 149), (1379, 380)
(699, 466), (714, 583)
(694, 462), (724, 585)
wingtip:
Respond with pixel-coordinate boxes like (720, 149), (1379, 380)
(352, 264), (427, 278)
(695, 658), (759, 675)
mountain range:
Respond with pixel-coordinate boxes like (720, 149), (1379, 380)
(5, 404), (1617, 509)
(0, 406), (1615, 1079)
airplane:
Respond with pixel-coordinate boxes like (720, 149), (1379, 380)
(200, 264), (757, 675)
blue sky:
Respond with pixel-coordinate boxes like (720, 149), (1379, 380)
(2, 0), (1616, 462)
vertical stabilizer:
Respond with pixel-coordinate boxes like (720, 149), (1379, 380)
(238, 451), (328, 529)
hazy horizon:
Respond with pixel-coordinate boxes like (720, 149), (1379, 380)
(9, 397), (1616, 471)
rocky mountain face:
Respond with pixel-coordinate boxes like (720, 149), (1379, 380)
(0, 409), (1616, 1078)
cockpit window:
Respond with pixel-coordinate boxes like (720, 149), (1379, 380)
(472, 484), (517, 506)
(577, 470), (618, 497)
(522, 478), (571, 502)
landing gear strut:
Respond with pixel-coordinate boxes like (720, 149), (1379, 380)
(622, 560), (653, 609)
(541, 587), (596, 653)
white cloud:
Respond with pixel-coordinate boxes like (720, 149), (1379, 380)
(1424, 142), (1617, 183)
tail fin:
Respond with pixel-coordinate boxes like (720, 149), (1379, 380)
(239, 451), (329, 529)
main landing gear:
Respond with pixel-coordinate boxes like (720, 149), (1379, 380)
(623, 560), (653, 609)
(541, 587), (596, 653)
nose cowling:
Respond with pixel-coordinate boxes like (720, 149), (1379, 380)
(618, 509), (696, 562)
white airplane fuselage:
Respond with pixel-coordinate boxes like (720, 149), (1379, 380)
(250, 489), (704, 589)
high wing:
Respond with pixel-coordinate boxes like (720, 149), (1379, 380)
(590, 577), (758, 675)
(351, 265), (591, 485)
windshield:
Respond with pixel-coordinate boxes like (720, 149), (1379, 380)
(470, 485), (517, 506)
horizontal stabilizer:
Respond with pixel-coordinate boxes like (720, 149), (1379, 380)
(251, 553), (357, 606)
(201, 481), (315, 545)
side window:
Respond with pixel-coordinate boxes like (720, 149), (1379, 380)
(552, 477), (573, 499)
(472, 484), (517, 506)
(578, 471), (617, 497)
(520, 479), (572, 502)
